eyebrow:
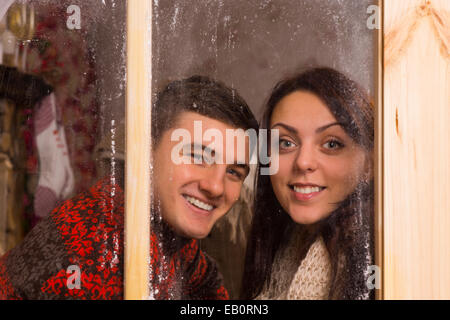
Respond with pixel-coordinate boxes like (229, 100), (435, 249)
(185, 144), (249, 174)
(271, 123), (298, 134)
(185, 143), (216, 156)
(315, 122), (344, 133)
(271, 122), (344, 134)
(197, 143), (250, 174)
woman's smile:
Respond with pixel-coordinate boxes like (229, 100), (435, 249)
(289, 183), (327, 202)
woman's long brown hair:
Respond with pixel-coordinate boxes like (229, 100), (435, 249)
(241, 67), (374, 300)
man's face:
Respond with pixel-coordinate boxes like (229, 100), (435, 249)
(153, 112), (250, 239)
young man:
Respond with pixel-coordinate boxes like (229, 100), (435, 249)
(0, 76), (258, 300)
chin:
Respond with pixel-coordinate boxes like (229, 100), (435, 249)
(180, 225), (211, 240)
(288, 208), (324, 225)
(186, 230), (209, 240)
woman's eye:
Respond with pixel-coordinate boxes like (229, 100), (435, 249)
(323, 139), (344, 150)
(279, 139), (296, 149)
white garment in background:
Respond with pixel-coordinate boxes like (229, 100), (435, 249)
(34, 93), (75, 218)
(0, 0), (15, 23)
(0, 0), (15, 64)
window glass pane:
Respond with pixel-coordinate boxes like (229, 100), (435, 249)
(0, 0), (377, 300)
(0, 0), (126, 299)
(152, 0), (376, 300)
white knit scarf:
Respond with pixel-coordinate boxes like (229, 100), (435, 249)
(257, 227), (332, 300)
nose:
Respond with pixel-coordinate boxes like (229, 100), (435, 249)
(198, 166), (225, 198)
(294, 143), (318, 173)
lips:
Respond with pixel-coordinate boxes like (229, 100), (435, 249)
(289, 184), (326, 201)
(292, 185), (325, 193)
(182, 194), (216, 212)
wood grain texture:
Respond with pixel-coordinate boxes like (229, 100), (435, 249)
(374, 0), (384, 300)
(125, 0), (152, 300)
(384, 0), (450, 299)
(385, 0), (449, 67)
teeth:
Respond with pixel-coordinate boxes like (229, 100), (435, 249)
(293, 186), (321, 194)
(185, 195), (214, 211)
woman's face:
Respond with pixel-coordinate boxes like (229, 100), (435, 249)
(269, 90), (370, 225)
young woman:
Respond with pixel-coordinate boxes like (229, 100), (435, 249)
(241, 67), (374, 300)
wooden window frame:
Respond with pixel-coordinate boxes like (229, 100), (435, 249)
(124, 0), (450, 300)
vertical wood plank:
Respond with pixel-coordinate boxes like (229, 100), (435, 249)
(384, 0), (450, 299)
(374, 0), (384, 301)
(125, 0), (152, 300)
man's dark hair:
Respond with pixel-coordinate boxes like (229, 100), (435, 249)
(152, 75), (258, 146)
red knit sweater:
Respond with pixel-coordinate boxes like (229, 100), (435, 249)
(0, 177), (228, 300)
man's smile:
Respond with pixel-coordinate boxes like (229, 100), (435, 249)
(182, 194), (216, 212)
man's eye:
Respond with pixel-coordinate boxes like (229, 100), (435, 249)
(189, 153), (203, 161)
(323, 139), (344, 150)
(227, 168), (243, 180)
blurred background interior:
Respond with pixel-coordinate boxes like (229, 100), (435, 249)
(0, 0), (126, 255)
